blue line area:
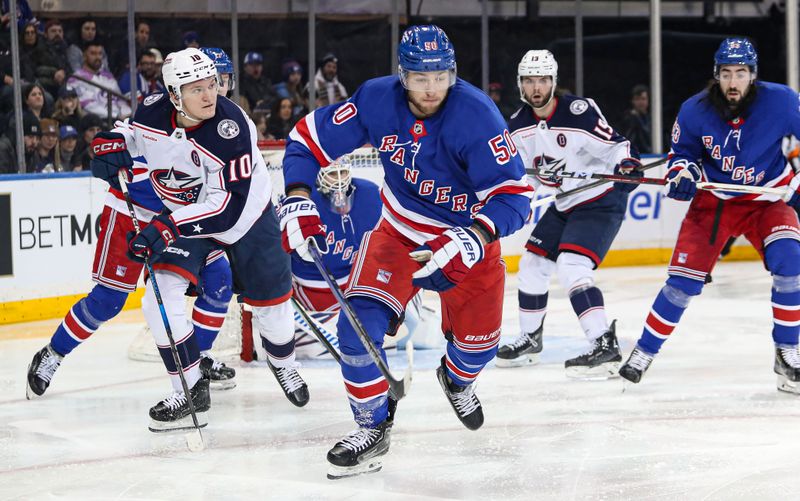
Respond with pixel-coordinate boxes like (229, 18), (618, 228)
(0, 171), (92, 182)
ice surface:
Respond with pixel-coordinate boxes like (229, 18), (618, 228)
(2, 261), (798, 500)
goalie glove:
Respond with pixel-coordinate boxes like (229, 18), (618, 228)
(665, 161), (701, 201)
(277, 195), (328, 262)
(409, 226), (485, 292)
(126, 213), (179, 262)
(90, 132), (133, 191)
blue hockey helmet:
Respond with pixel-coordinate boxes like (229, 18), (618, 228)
(397, 25), (456, 91)
(713, 37), (758, 79)
(200, 47), (236, 91)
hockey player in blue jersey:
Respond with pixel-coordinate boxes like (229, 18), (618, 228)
(619, 38), (800, 394)
(496, 50), (641, 379)
(279, 25), (533, 478)
(24, 49), (242, 401)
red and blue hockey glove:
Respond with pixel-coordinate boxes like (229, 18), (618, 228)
(410, 226), (485, 292)
(90, 132), (133, 191)
(665, 162), (701, 201)
(126, 213), (179, 262)
(277, 195), (328, 262)
(613, 158), (643, 194)
(788, 173), (800, 209)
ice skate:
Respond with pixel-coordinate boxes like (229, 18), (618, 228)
(327, 398), (396, 479)
(436, 356), (483, 430)
(774, 345), (800, 394)
(148, 378), (210, 432)
(619, 345), (655, 384)
(200, 352), (237, 390)
(268, 360), (309, 407)
(564, 320), (622, 380)
(495, 325), (543, 368)
(26, 344), (64, 399)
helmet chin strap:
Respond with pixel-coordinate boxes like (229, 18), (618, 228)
(171, 94), (204, 124)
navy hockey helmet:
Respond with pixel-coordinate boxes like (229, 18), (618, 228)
(397, 25), (456, 91)
(200, 47), (236, 91)
(714, 37), (758, 79)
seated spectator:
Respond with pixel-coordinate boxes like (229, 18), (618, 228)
(31, 19), (69, 97)
(21, 82), (47, 121)
(488, 82), (516, 120)
(56, 124), (81, 171)
(20, 21), (42, 83)
(68, 41), (131, 121)
(52, 85), (84, 130)
(33, 118), (58, 172)
(620, 84), (652, 154)
(182, 31), (199, 49)
(266, 98), (298, 140)
(0, 0), (38, 31)
(273, 60), (307, 118)
(118, 49), (164, 103)
(150, 48), (164, 79)
(251, 112), (268, 141)
(306, 53), (347, 108)
(239, 51), (276, 113)
(112, 19), (152, 77)
(66, 18), (109, 73)
(74, 112), (104, 170)
(0, 114), (41, 174)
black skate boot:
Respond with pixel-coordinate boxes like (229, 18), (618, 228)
(436, 356), (484, 430)
(26, 344), (64, 400)
(619, 345), (655, 384)
(268, 361), (309, 407)
(148, 378), (211, 432)
(564, 320), (622, 380)
(327, 397), (397, 479)
(200, 352), (237, 390)
(496, 324), (543, 368)
(774, 345), (800, 394)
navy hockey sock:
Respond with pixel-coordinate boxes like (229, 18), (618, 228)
(568, 286), (608, 340)
(518, 291), (547, 334)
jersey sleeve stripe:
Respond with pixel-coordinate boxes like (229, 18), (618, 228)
(292, 114), (332, 167)
(475, 176), (533, 201)
(172, 191), (231, 225)
(132, 122), (169, 137)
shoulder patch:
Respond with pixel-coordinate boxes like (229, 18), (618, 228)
(143, 93), (163, 106)
(569, 100), (588, 115)
(217, 119), (240, 139)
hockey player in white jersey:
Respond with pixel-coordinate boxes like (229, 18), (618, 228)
(496, 50), (642, 379)
(89, 48), (306, 431)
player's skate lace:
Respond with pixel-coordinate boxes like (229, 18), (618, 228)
(338, 428), (381, 453)
(451, 384), (480, 416)
(779, 346), (800, 368)
(35, 349), (62, 383)
(274, 366), (305, 393)
(161, 392), (187, 410)
(202, 353), (224, 371)
(627, 348), (653, 371)
(507, 332), (535, 350)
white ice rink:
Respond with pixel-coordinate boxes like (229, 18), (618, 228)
(2, 260), (799, 500)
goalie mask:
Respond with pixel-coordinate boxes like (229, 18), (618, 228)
(316, 156), (355, 215)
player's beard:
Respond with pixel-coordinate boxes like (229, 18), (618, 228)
(407, 91), (446, 119)
(708, 82), (757, 121)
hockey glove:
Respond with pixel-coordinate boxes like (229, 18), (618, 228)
(788, 173), (800, 209)
(90, 132), (133, 191)
(410, 226), (485, 292)
(277, 195), (328, 262)
(126, 213), (179, 262)
(665, 162), (701, 201)
(613, 158), (643, 194)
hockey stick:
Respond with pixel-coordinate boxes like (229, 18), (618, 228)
(290, 297), (342, 364)
(117, 170), (205, 452)
(529, 156), (668, 208)
(307, 243), (413, 400)
(530, 167), (789, 196)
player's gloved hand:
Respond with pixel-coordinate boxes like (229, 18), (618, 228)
(277, 195), (328, 262)
(126, 213), (179, 262)
(665, 162), (701, 201)
(787, 173), (800, 209)
(613, 158), (643, 194)
(409, 226), (485, 292)
(90, 132), (133, 191)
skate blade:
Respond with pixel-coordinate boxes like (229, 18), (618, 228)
(495, 353), (540, 369)
(776, 375), (800, 395)
(25, 381), (42, 400)
(327, 460), (383, 480)
(565, 361), (621, 381)
(148, 411), (209, 433)
(210, 379), (237, 391)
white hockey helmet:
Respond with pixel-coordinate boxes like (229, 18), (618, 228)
(517, 49), (558, 108)
(316, 155), (355, 215)
(162, 48), (218, 119)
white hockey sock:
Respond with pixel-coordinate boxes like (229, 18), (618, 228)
(253, 300), (296, 367)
